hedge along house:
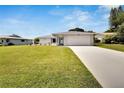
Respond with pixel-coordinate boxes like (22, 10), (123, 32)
(0, 34), (33, 45)
(52, 31), (95, 46)
(39, 35), (56, 45)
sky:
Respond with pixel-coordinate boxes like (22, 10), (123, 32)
(0, 5), (116, 38)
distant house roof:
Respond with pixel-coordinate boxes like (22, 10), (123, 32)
(52, 31), (95, 36)
(103, 32), (117, 35)
(9, 34), (21, 38)
(0, 34), (31, 40)
(39, 35), (55, 39)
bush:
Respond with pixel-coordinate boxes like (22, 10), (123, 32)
(103, 35), (112, 44)
(8, 43), (14, 46)
(103, 35), (118, 44)
(117, 23), (124, 43)
(118, 35), (124, 44)
(94, 38), (101, 43)
(34, 37), (40, 44)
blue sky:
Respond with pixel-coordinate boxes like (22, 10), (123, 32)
(0, 5), (113, 38)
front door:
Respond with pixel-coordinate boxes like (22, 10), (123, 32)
(59, 37), (64, 45)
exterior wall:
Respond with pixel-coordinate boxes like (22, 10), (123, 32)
(0, 38), (32, 45)
(62, 35), (94, 46)
(39, 38), (57, 46)
(0, 39), (2, 45)
(39, 38), (51, 45)
(95, 34), (104, 41)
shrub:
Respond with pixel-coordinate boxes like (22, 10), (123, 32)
(94, 38), (101, 43)
(103, 35), (119, 44)
(103, 35), (112, 44)
(117, 35), (124, 44)
(118, 23), (124, 33)
(34, 37), (40, 44)
(8, 43), (15, 46)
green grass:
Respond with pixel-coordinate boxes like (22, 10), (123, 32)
(0, 46), (101, 88)
(98, 44), (124, 52)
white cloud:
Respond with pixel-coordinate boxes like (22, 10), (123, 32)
(62, 9), (92, 29)
(104, 5), (120, 9)
(97, 5), (120, 13)
(103, 14), (110, 19)
(61, 7), (109, 32)
(6, 18), (26, 25)
(64, 10), (90, 22)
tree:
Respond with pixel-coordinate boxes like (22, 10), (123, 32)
(108, 5), (124, 32)
(117, 23), (124, 43)
(109, 8), (118, 29)
(69, 27), (84, 32)
(104, 5), (124, 44)
(34, 37), (40, 44)
(118, 23), (124, 33)
(118, 6), (123, 13)
(117, 11), (124, 26)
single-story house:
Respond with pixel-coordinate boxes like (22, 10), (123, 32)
(0, 34), (33, 46)
(39, 31), (95, 46)
(39, 35), (56, 45)
(53, 31), (95, 46)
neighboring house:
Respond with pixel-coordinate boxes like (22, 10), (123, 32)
(95, 32), (117, 41)
(103, 32), (117, 36)
(39, 31), (95, 46)
(39, 35), (56, 45)
(0, 34), (33, 45)
(95, 33), (104, 41)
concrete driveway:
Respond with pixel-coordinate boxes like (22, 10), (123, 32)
(69, 46), (124, 88)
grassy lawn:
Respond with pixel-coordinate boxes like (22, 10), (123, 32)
(98, 44), (124, 52)
(0, 46), (101, 88)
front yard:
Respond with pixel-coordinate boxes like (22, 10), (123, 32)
(98, 44), (124, 52)
(0, 46), (101, 88)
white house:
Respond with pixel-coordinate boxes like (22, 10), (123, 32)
(53, 31), (95, 46)
(39, 35), (56, 45)
(0, 34), (33, 46)
(39, 31), (95, 46)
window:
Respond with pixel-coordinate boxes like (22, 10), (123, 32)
(21, 40), (25, 42)
(52, 38), (56, 43)
(1, 40), (3, 42)
(6, 39), (9, 42)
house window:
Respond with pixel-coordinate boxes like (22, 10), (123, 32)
(52, 38), (56, 43)
(21, 40), (25, 42)
(1, 40), (3, 42)
(6, 39), (9, 42)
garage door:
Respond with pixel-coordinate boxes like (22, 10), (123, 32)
(64, 35), (92, 46)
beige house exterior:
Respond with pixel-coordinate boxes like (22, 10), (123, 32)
(39, 31), (95, 46)
(0, 34), (32, 45)
(53, 31), (94, 46)
(39, 35), (56, 45)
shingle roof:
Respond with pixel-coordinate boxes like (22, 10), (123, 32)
(0, 35), (31, 40)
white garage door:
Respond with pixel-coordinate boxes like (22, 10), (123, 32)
(64, 35), (92, 46)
